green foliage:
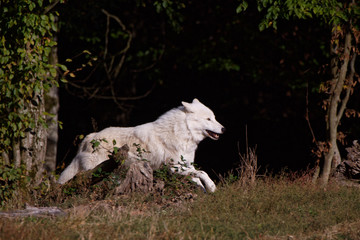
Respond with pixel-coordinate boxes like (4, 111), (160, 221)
(90, 138), (111, 153)
(199, 57), (241, 72)
(170, 155), (189, 173)
(153, 163), (193, 191)
(0, 0), (66, 156)
(90, 138), (124, 164)
(0, 164), (29, 206)
(92, 167), (106, 178)
(62, 186), (76, 196)
(133, 143), (150, 162)
(237, 0), (360, 30)
(154, 0), (186, 33)
(90, 138), (103, 151)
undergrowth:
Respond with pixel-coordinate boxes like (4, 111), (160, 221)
(1, 174), (360, 240)
(2, 143), (360, 239)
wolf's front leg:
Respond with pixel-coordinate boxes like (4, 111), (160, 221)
(193, 170), (216, 192)
(170, 165), (216, 192)
(190, 177), (206, 192)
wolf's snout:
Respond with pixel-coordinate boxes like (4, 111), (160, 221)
(221, 127), (226, 133)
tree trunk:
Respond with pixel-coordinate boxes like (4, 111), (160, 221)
(44, 85), (59, 173)
(20, 86), (47, 184)
(45, 25), (60, 173)
(319, 28), (355, 185)
(19, 42), (48, 183)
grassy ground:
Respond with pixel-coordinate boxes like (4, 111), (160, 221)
(1, 176), (360, 240)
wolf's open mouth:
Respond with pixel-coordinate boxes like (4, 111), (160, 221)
(206, 130), (220, 140)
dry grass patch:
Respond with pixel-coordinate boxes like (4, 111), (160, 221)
(1, 176), (360, 240)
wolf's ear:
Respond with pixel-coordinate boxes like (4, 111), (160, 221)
(182, 101), (194, 112)
(192, 98), (200, 104)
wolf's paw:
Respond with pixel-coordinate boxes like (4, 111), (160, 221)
(205, 182), (216, 193)
(191, 177), (206, 192)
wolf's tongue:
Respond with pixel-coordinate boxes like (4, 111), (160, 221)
(207, 130), (219, 140)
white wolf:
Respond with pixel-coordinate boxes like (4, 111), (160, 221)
(57, 98), (225, 192)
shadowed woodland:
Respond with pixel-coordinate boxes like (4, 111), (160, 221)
(55, 0), (360, 180)
(1, 0), (360, 194)
(1, 1), (360, 238)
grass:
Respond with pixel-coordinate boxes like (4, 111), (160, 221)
(1, 176), (360, 240)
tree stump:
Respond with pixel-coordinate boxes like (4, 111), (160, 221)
(336, 140), (360, 181)
(59, 144), (155, 196)
(114, 161), (154, 194)
(63, 144), (129, 185)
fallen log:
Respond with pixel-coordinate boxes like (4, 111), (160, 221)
(0, 205), (65, 218)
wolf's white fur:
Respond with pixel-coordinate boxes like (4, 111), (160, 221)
(57, 98), (225, 192)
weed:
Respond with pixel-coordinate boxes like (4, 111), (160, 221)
(154, 164), (193, 191)
(62, 186), (76, 196)
(133, 143), (150, 162)
(90, 138), (108, 152)
(0, 163), (30, 206)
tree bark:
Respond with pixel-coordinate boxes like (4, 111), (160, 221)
(45, 85), (59, 173)
(19, 35), (48, 182)
(45, 25), (60, 173)
(20, 87), (47, 183)
(114, 161), (154, 194)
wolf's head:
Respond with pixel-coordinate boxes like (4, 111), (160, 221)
(182, 98), (225, 142)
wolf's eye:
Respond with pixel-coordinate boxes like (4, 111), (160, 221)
(207, 118), (211, 121)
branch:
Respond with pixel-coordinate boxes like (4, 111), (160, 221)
(66, 79), (156, 101)
(63, 9), (154, 107)
(337, 52), (356, 123)
(103, 10), (110, 61)
(92, 81), (156, 101)
(101, 9), (127, 31)
(43, 0), (60, 14)
(305, 81), (318, 145)
(335, 31), (352, 127)
(101, 9), (133, 80)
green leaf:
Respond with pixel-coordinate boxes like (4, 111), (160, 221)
(236, 1), (248, 13)
(57, 63), (68, 71)
(49, 67), (57, 77)
(29, 2), (36, 11)
(43, 112), (55, 118)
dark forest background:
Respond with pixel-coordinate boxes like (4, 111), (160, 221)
(55, 0), (360, 179)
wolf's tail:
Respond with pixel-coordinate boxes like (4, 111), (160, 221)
(57, 158), (80, 184)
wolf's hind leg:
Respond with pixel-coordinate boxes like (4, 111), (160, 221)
(57, 160), (80, 184)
